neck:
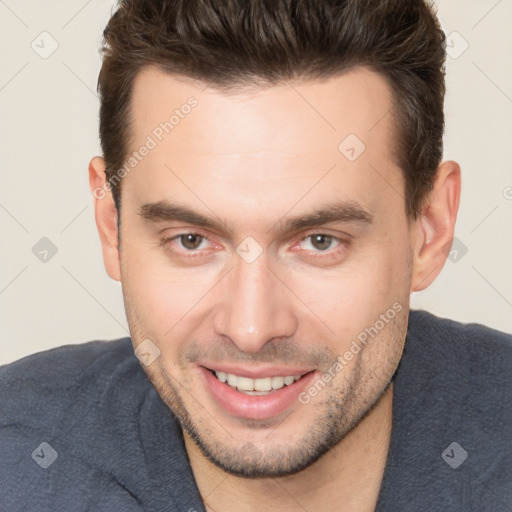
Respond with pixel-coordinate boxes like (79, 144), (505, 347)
(185, 383), (394, 512)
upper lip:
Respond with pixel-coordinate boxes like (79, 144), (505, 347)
(200, 364), (315, 379)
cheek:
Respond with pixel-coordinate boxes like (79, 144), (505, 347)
(120, 247), (180, 327)
(285, 241), (409, 338)
(120, 243), (225, 343)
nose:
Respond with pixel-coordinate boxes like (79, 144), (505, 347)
(213, 255), (298, 353)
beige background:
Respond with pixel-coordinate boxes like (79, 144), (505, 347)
(1, 0), (511, 365)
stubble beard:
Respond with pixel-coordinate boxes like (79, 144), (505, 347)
(142, 352), (397, 478)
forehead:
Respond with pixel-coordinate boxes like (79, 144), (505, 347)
(124, 65), (403, 226)
(129, 65), (396, 157)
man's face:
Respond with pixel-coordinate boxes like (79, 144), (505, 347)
(117, 66), (414, 477)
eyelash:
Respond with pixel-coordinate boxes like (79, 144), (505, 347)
(293, 234), (345, 259)
(159, 231), (348, 261)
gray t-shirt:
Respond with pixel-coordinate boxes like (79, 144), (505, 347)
(1, 309), (511, 511)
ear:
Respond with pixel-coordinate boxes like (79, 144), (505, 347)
(410, 160), (461, 292)
(89, 156), (121, 281)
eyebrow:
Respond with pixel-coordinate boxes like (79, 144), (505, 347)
(138, 199), (374, 235)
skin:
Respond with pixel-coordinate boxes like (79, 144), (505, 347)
(89, 66), (460, 511)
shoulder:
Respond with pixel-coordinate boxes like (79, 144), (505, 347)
(408, 308), (512, 342)
(0, 339), (174, 510)
(406, 309), (512, 450)
(407, 309), (512, 377)
(385, 311), (512, 509)
(0, 337), (135, 395)
(0, 337), (142, 435)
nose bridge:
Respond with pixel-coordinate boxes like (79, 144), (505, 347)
(213, 255), (297, 353)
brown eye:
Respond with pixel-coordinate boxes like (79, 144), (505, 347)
(310, 234), (334, 251)
(179, 234), (205, 250)
(295, 233), (347, 264)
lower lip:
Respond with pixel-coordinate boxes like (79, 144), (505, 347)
(199, 367), (317, 421)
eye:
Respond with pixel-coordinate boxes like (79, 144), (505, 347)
(160, 232), (212, 255)
(299, 234), (341, 252)
(177, 233), (208, 251)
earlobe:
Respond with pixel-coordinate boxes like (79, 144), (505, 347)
(88, 156), (121, 282)
(410, 160), (461, 292)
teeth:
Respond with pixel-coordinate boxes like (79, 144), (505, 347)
(227, 373), (237, 387)
(214, 371), (305, 393)
(254, 377), (272, 392)
(271, 376), (284, 389)
(236, 376), (254, 391)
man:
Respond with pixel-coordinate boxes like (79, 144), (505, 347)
(1, 0), (511, 510)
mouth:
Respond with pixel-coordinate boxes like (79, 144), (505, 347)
(199, 365), (317, 421)
(209, 369), (306, 395)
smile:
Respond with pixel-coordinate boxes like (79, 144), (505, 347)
(212, 370), (304, 395)
(198, 364), (318, 420)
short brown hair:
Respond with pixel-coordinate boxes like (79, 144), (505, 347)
(98, 0), (446, 219)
